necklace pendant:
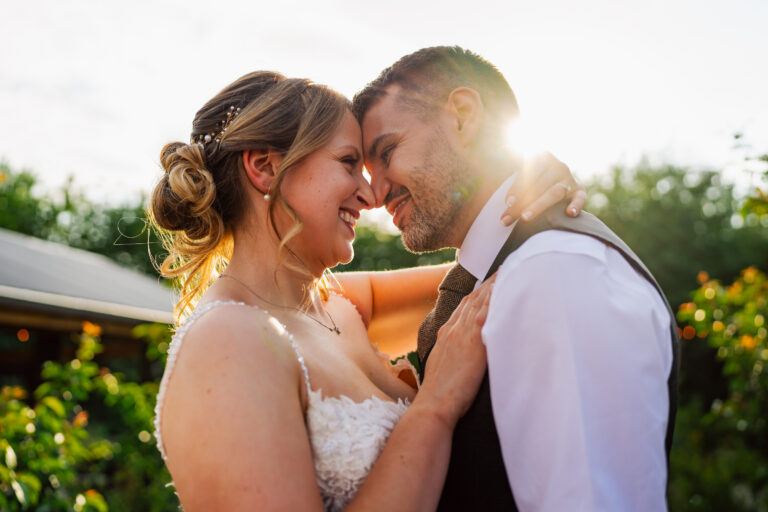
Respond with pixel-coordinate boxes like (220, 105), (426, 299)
(333, 327), (342, 335)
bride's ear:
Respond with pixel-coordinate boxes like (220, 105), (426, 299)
(242, 149), (282, 194)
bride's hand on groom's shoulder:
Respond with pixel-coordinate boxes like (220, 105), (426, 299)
(501, 151), (588, 226)
(418, 276), (496, 427)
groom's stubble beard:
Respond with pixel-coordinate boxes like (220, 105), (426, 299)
(400, 129), (473, 253)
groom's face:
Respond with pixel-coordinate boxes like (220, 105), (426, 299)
(361, 86), (470, 252)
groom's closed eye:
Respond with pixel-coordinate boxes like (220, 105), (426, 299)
(367, 133), (395, 162)
(379, 145), (396, 167)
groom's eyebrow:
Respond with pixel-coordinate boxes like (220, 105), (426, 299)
(368, 133), (393, 160)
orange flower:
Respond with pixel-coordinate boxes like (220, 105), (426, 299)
(697, 271), (710, 284)
(82, 321), (102, 337)
(743, 267), (758, 283)
(73, 410), (89, 428)
(741, 334), (757, 349)
(683, 326), (696, 340)
(680, 302), (697, 313)
(727, 282), (744, 296)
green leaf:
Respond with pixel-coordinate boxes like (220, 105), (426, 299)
(84, 490), (108, 512)
(41, 397), (65, 418)
(5, 444), (17, 469)
(11, 479), (27, 507)
(15, 474), (41, 506)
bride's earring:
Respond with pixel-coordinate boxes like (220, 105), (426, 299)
(263, 186), (271, 201)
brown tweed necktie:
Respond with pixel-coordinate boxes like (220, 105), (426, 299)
(417, 262), (479, 368)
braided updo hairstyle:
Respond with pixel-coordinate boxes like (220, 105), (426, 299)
(150, 71), (350, 323)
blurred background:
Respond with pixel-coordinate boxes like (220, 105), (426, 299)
(1, 0), (767, 510)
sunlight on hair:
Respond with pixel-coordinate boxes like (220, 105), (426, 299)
(505, 119), (546, 160)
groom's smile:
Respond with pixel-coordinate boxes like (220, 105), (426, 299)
(384, 187), (412, 229)
(360, 84), (473, 252)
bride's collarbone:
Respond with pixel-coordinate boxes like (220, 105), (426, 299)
(278, 321), (402, 403)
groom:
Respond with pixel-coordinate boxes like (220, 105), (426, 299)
(353, 46), (679, 511)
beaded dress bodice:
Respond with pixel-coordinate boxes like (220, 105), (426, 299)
(154, 301), (410, 512)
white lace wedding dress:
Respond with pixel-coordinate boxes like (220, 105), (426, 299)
(154, 301), (411, 511)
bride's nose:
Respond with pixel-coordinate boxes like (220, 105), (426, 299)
(355, 175), (376, 210)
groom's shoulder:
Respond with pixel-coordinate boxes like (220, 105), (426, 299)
(500, 229), (610, 271)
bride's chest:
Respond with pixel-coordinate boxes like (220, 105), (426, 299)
(274, 303), (413, 405)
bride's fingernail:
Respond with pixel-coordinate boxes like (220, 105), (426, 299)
(506, 196), (516, 208)
(569, 207), (577, 216)
(521, 211), (532, 221)
(501, 214), (513, 226)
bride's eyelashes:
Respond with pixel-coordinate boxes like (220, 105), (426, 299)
(341, 155), (360, 167)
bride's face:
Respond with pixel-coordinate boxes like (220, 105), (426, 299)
(277, 111), (374, 275)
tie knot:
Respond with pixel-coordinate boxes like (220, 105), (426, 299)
(439, 263), (478, 295)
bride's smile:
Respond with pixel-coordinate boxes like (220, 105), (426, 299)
(265, 110), (373, 275)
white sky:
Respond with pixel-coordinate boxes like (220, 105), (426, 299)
(1, 0), (767, 211)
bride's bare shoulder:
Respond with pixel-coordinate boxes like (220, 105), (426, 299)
(172, 302), (300, 385)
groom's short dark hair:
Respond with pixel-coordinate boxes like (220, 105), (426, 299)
(352, 46), (519, 123)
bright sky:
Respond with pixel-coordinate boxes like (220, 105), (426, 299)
(2, 0), (767, 211)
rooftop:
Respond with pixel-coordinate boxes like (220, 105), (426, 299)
(0, 227), (174, 325)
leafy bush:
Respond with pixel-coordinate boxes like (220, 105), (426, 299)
(0, 322), (176, 511)
(671, 267), (768, 511)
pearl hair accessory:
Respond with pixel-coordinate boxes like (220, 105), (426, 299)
(192, 105), (242, 150)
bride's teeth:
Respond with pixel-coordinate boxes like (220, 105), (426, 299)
(339, 210), (356, 226)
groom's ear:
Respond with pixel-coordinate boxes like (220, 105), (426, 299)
(446, 87), (483, 146)
(242, 149), (282, 194)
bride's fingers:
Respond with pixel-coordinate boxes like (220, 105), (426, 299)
(475, 300), (490, 326)
(566, 186), (588, 217)
(504, 181), (569, 225)
(456, 276), (495, 328)
(502, 154), (573, 225)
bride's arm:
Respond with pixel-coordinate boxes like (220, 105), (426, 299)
(334, 263), (449, 327)
(162, 280), (493, 511)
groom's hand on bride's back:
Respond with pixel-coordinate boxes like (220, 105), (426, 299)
(500, 151), (587, 226)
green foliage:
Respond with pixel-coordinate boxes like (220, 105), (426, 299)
(0, 163), (163, 276)
(740, 152), (768, 218)
(334, 221), (455, 272)
(585, 163), (768, 308)
(0, 323), (176, 511)
(671, 267), (768, 510)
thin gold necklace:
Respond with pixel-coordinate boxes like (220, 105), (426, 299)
(219, 274), (341, 335)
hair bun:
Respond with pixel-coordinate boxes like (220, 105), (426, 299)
(152, 142), (221, 241)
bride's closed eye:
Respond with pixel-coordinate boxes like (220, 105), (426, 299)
(339, 154), (362, 174)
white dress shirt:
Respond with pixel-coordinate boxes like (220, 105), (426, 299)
(457, 178), (673, 511)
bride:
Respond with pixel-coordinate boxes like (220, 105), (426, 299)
(151, 70), (584, 511)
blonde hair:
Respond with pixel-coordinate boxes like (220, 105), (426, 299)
(150, 71), (350, 324)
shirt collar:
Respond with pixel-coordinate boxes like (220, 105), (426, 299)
(456, 175), (518, 280)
